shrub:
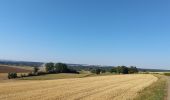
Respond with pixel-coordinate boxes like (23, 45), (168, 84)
(164, 73), (170, 76)
(8, 72), (17, 79)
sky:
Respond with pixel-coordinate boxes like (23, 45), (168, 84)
(0, 0), (170, 69)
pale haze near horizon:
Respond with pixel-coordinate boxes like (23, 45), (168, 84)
(0, 0), (170, 69)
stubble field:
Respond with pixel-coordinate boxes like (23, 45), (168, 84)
(0, 74), (157, 100)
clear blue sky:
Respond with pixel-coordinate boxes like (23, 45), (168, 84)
(0, 0), (170, 69)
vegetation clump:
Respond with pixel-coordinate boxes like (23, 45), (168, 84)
(110, 66), (138, 74)
(45, 62), (79, 74)
(164, 73), (170, 76)
(8, 72), (17, 79)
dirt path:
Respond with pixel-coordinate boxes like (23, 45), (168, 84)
(168, 77), (170, 100)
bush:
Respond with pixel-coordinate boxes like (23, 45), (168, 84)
(164, 73), (170, 76)
(8, 72), (17, 79)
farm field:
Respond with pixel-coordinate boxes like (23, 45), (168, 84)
(0, 73), (8, 80)
(0, 74), (157, 100)
(0, 65), (33, 81)
(0, 65), (32, 73)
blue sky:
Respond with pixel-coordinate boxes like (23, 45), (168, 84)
(0, 0), (170, 69)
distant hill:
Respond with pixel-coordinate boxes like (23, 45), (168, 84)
(0, 60), (43, 67)
(68, 65), (170, 72)
(138, 68), (170, 72)
(67, 64), (113, 72)
(0, 60), (169, 72)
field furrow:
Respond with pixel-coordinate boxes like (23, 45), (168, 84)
(0, 74), (157, 100)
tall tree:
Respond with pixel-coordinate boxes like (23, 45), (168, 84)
(45, 62), (54, 73)
(55, 63), (68, 73)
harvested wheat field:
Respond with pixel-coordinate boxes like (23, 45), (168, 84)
(0, 74), (157, 100)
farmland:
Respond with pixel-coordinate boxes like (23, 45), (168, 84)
(0, 74), (157, 100)
(0, 65), (32, 73)
(0, 65), (32, 81)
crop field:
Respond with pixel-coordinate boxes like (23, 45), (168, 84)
(0, 73), (7, 80)
(0, 74), (157, 100)
(0, 65), (32, 73)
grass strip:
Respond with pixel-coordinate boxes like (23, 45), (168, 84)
(135, 74), (167, 100)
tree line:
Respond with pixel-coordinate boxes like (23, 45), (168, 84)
(45, 63), (79, 74)
(110, 66), (138, 74)
(90, 66), (138, 75)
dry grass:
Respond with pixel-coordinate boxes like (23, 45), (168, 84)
(135, 74), (167, 100)
(0, 73), (7, 80)
(0, 74), (157, 100)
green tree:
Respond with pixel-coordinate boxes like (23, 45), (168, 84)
(55, 63), (68, 73)
(8, 72), (17, 79)
(96, 69), (101, 74)
(116, 66), (129, 74)
(116, 66), (122, 74)
(110, 67), (117, 73)
(128, 66), (138, 74)
(45, 62), (54, 73)
(33, 67), (39, 74)
(121, 66), (129, 74)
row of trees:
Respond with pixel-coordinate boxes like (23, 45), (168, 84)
(45, 63), (78, 74)
(110, 66), (138, 74)
(90, 66), (138, 75)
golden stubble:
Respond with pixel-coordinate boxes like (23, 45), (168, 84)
(0, 74), (157, 100)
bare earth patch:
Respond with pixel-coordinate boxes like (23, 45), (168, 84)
(0, 74), (157, 100)
(0, 65), (32, 73)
